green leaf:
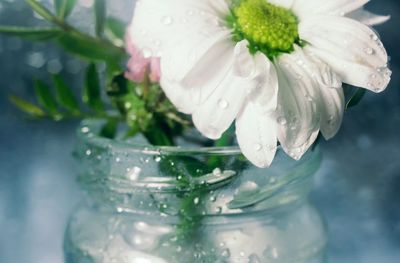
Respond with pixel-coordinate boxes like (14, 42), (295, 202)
(99, 119), (118, 139)
(34, 80), (59, 116)
(105, 17), (126, 44)
(26, 0), (57, 23)
(9, 95), (45, 117)
(0, 26), (62, 41)
(52, 74), (80, 113)
(57, 32), (125, 62)
(84, 64), (104, 111)
(54, 0), (77, 19)
(94, 0), (106, 37)
(346, 88), (367, 110)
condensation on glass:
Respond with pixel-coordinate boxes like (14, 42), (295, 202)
(64, 120), (327, 263)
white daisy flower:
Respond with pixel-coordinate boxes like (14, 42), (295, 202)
(127, 0), (391, 167)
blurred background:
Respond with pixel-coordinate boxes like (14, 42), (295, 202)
(0, 0), (399, 262)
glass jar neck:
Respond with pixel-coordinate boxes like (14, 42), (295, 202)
(75, 120), (321, 217)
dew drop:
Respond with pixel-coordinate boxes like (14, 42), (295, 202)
(193, 197), (200, 205)
(127, 166), (141, 181)
(364, 47), (374, 55)
(81, 126), (90, 133)
(254, 144), (262, 151)
(161, 16), (173, 25)
(221, 248), (231, 258)
(248, 253), (261, 263)
(218, 99), (229, 109)
(213, 168), (222, 176)
(305, 94), (313, 102)
(296, 59), (304, 66)
(263, 246), (279, 259)
(277, 117), (287, 125)
(142, 48), (153, 58)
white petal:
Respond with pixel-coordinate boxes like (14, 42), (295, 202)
(192, 42), (274, 140)
(236, 101), (277, 168)
(247, 52), (279, 114)
(161, 29), (232, 82)
(300, 15), (391, 92)
(302, 52), (345, 139)
(275, 50), (322, 160)
(319, 86), (345, 140)
(128, 0), (225, 57)
(347, 8), (390, 26)
(160, 37), (235, 114)
(159, 78), (199, 114)
(208, 0), (230, 16)
(292, 0), (369, 19)
(192, 78), (247, 140)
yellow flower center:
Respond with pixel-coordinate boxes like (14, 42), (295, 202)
(227, 0), (300, 59)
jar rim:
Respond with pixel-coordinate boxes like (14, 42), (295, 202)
(78, 119), (260, 156)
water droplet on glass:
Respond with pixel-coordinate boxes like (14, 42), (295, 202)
(127, 166), (141, 181)
(213, 168), (222, 176)
(263, 246), (279, 259)
(248, 253), (261, 263)
(81, 126), (90, 133)
(85, 149), (92, 156)
(221, 248), (231, 258)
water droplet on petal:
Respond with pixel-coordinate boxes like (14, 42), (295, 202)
(161, 16), (173, 25)
(277, 117), (287, 125)
(370, 34), (379, 41)
(142, 48), (153, 58)
(254, 144), (262, 151)
(364, 47), (374, 55)
(218, 99), (229, 109)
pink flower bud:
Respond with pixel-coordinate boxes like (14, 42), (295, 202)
(124, 32), (161, 83)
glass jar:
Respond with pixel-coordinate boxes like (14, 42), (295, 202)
(64, 120), (326, 263)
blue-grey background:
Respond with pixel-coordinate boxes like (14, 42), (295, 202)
(0, 0), (399, 262)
